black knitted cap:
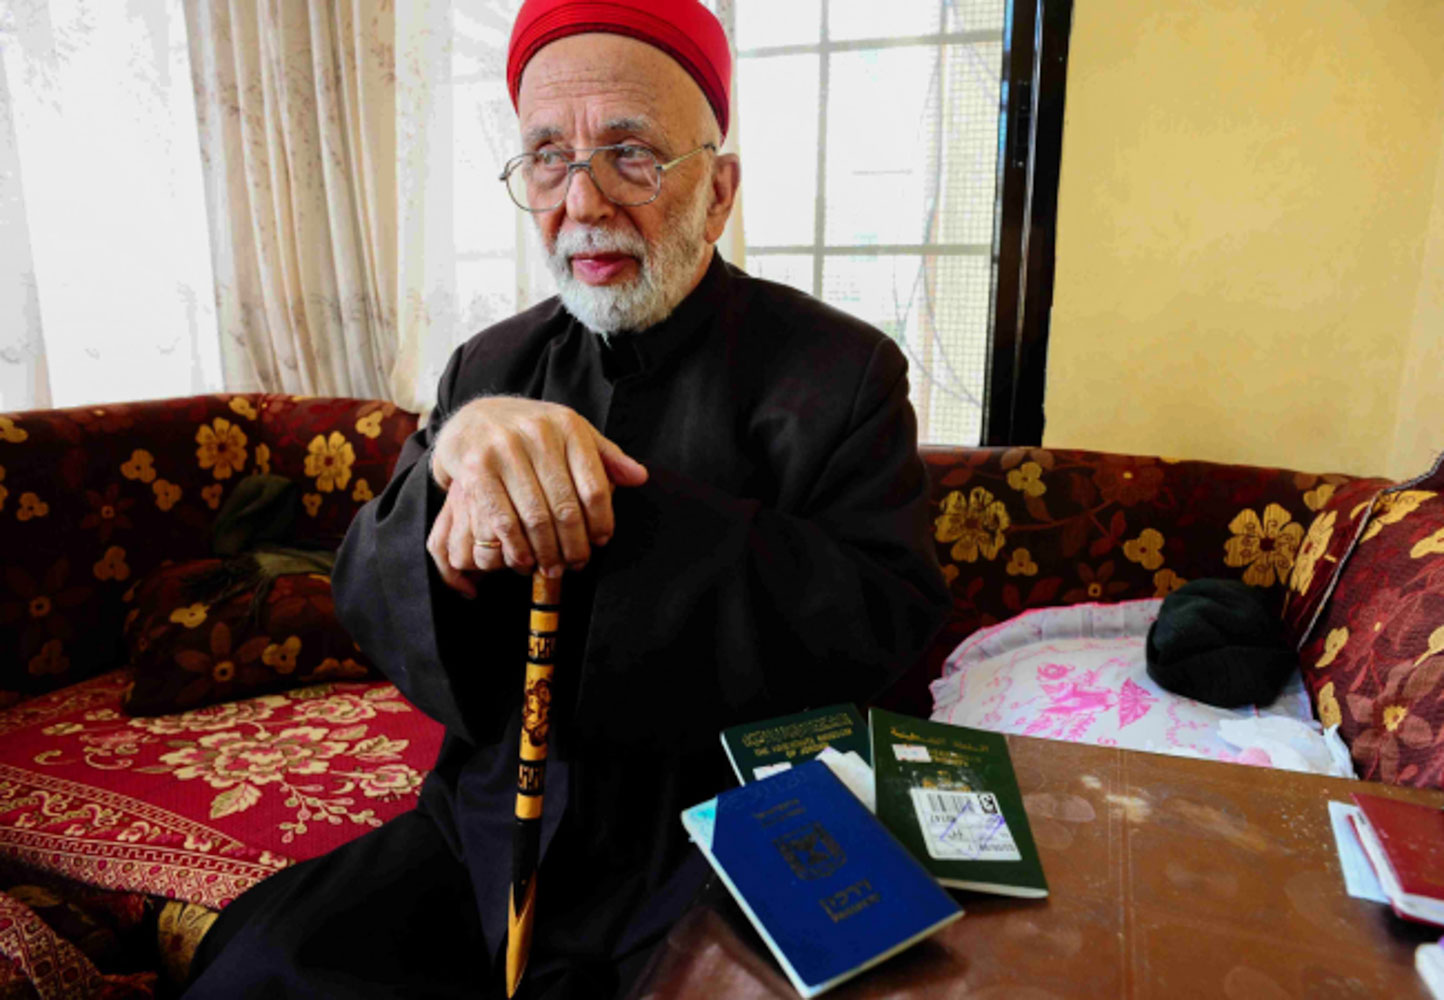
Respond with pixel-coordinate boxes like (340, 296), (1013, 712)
(1145, 578), (1299, 708)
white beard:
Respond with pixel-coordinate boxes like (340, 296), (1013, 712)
(542, 183), (712, 336)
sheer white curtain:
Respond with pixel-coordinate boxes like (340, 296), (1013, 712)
(392, 0), (547, 413)
(186, 0), (397, 400)
(0, 0), (223, 412)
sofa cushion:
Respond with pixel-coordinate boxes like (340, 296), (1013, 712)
(929, 600), (1341, 774)
(0, 670), (443, 908)
(122, 559), (375, 715)
(1280, 475), (1389, 648)
(1294, 456), (1444, 786)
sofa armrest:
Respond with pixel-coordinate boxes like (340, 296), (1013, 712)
(877, 445), (1387, 717)
(0, 395), (417, 703)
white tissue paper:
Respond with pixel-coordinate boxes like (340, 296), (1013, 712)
(1215, 716), (1356, 778)
(815, 746), (875, 813)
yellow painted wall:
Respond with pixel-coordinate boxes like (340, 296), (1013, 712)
(1389, 114), (1444, 479)
(1044, 0), (1444, 477)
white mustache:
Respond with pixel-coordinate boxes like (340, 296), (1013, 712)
(552, 225), (648, 262)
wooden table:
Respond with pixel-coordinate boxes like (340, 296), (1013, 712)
(631, 736), (1443, 999)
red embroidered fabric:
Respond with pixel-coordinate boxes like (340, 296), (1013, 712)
(0, 887), (106, 998)
(0, 672), (443, 909)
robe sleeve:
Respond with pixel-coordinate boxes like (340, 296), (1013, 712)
(332, 348), (530, 747)
(580, 338), (950, 749)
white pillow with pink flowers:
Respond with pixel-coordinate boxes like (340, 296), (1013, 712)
(928, 599), (1346, 774)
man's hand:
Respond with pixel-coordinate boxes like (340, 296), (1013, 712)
(426, 397), (647, 592)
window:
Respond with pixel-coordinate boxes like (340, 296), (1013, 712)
(719, 0), (1071, 446)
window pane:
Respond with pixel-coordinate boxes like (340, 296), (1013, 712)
(822, 254), (989, 445)
(829, 0), (1007, 40)
(736, 0), (820, 50)
(936, 41), (1005, 246)
(824, 43), (1001, 247)
(953, 0), (1008, 34)
(747, 254), (814, 296)
(824, 47), (932, 246)
(736, 54), (820, 247)
(828, 0), (939, 40)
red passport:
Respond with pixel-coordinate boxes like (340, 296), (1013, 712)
(1351, 792), (1444, 927)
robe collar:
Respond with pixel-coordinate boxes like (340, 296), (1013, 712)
(591, 249), (729, 378)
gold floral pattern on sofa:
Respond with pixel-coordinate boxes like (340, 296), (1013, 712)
(1288, 460), (1444, 787)
(122, 561), (375, 715)
(0, 395), (417, 703)
(883, 446), (1379, 718)
(925, 446), (1360, 624)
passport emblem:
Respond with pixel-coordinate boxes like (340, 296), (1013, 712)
(774, 822), (846, 880)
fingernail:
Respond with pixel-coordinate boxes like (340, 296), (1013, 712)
(595, 534), (611, 547)
(545, 564), (564, 578)
(568, 561), (587, 573)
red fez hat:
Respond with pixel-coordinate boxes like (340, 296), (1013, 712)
(507, 0), (732, 138)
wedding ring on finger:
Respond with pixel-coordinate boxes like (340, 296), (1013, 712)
(473, 539), (503, 552)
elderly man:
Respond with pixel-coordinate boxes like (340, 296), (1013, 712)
(184, 1), (948, 997)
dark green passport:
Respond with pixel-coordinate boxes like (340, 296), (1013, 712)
(721, 704), (869, 784)
(869, 708), (1048, 898)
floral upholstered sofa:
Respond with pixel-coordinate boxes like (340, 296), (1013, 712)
(903, 445), (1444, 791)
(0, 395), (442, 997)
(1, 395), (1440, 996)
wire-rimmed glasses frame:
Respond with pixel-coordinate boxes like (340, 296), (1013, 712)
(500, 142), (717, 213)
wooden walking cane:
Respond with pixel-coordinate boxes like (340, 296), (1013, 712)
(506, 570), (562, 997)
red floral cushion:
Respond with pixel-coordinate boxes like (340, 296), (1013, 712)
(0, 671), (443, 908)
(122, 560), (375, 715)
(1280, 477), (1391, 647)
(1294, 457), (1444, 786)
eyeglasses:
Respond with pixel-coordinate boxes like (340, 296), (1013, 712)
(500, 143), (716, 213)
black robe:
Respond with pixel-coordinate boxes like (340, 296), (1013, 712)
(187, 255), (950, 998)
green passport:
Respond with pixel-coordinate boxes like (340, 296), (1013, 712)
(869, 708), (1048, 898)
(721, 704), (869, 784)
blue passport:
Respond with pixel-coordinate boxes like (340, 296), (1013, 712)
(680, 759), (963, 997)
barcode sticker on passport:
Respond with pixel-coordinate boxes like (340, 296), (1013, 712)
(909, 789), (1022, 862)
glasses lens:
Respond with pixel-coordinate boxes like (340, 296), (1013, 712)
(593, 146), (659, 206)
(503, 147), (662, 211)
(507, 152), (570, 211)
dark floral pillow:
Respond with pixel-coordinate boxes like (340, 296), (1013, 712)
(1293, 457), (1444, 786)
(121, 559), (375, 715)
(1280, 476), (1388, 647)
